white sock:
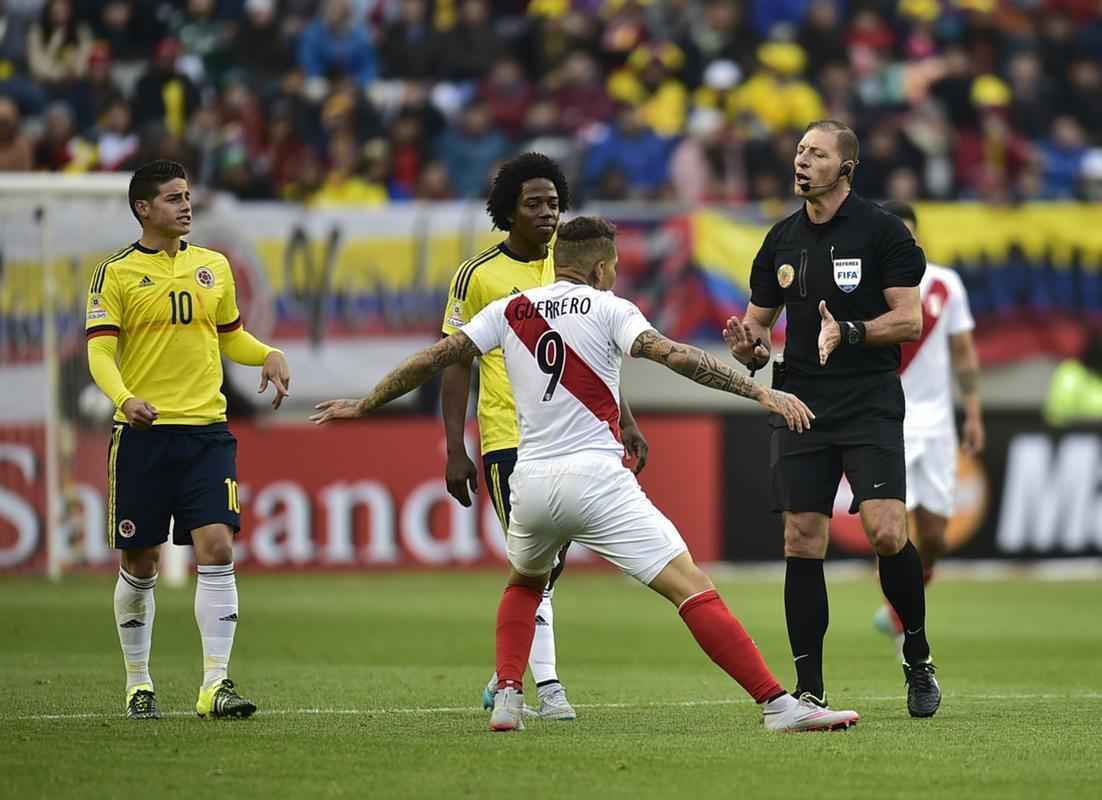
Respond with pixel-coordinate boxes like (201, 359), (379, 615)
(114, 569), (156, 691)
(528, 590), (560, 686)
(195, 563), (238, 689)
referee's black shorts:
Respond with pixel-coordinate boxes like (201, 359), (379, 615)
(769, 371), (906, 517)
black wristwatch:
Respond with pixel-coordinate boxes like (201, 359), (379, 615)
(840, 321), (866, 347)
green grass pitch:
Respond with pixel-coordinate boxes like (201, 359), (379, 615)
(1, 571), (1098, 799)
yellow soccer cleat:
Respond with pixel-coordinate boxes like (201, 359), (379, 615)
(196, 678), (257, 719)
(126, 684), (162, 719)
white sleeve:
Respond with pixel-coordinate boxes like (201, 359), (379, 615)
(946, 272), (975, 335)
(460, 296), (506, 354)
(607, 294), (654, 354)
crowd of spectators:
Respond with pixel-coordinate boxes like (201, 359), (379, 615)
(1, 0), (1101, 211)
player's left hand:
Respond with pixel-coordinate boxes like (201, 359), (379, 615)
(621, 422), (649, 475)
(817, 301), (841, 366)
(962, 414), (985, 455)
(309, 398), (365, 424)
(259, 351), (291, 410)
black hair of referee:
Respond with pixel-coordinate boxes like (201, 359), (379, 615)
(725, 120), (942, 718)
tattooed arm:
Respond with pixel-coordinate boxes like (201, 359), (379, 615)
(630, 329), (815, 432)
(310, 333), (482, 423)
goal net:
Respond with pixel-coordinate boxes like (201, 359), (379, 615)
(0, 173), (186, 583)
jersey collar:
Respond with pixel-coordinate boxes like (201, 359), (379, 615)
(133, 240), (189, 254)
(498, 241), (544, 263)
(802, 191), (856, 226)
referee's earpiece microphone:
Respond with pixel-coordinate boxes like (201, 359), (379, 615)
(839, 162), (852, 178)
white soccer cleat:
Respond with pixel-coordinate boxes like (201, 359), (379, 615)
(536, 682), (576, 721)
(762, 693), (860, 733)
(489, 685), (526, 732)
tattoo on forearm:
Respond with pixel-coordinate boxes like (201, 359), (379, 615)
(956, 367), (978, 395)
(632, 330), (758, 399)
(366, 334), (478, 410)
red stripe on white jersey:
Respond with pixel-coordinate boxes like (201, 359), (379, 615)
(900, 278), (949, 374)
(505, 294), (621, 442)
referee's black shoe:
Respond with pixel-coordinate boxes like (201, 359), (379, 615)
(903, 660), (941, 718)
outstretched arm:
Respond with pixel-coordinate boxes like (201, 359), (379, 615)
(630, 329), (815, 432)
(311, 332), (482, 423)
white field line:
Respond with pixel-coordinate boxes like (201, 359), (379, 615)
(11, 693), (1102, 722)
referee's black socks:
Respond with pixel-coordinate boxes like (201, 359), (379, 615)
(784, 557), (829, 699)
(878, 540), (931, 664)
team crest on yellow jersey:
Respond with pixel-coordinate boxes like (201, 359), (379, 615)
(196, 266), (216, 289)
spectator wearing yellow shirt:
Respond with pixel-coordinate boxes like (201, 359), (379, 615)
(729, 42), (824, 133)
(607, 43), (688, 138)
(312, 132), (388, 208)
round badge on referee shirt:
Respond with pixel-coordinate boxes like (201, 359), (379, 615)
(777, 263), (795, 288)
(195, 266), (216, 289)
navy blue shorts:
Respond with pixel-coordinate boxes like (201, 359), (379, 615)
(106, 422), (240, 550)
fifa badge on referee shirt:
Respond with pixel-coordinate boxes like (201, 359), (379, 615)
(777, 263), (795, 288)
(195, 266), (216, 289)
(832, 253), (862, 294)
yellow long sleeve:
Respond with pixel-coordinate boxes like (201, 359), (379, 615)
(219, 327), (279, 366)
(87, 334), (134, 410)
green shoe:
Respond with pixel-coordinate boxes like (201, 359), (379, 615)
(196, 678), (257, 719)
(126, 684), (162, 719)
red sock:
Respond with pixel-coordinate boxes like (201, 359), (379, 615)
(678, 589), (785, 703)
(495, 584), (543, 691)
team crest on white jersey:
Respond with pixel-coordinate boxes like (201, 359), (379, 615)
(833, 256), (861, 293)
(195, 266), (216, 289)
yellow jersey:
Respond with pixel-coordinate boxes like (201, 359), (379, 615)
(85, 241), (245, 425)
(442, 242), (555, 454)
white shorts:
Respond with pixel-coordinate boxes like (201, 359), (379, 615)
(904, 429), (957, 518)
(507, 451), (688, 585)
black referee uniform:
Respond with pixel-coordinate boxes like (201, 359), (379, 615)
(750, 191), (925, 514)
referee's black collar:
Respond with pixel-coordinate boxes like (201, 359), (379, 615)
(133, 240), (189, 254)
(801, 191), (857, 225)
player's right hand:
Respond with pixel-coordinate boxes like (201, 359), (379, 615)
(723, 316), (770, 368)
(759, 389), (815, 433)
(122, 397), (159, 429)
(445, 451), (479, 507)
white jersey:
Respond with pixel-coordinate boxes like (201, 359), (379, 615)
(900, 263), (974, 438)
(460, 280), (653, 464)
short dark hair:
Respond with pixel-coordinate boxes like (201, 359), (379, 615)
(485, 152), (570, 231)
(129, 160), (188, 223)
(553, 216), (616, 269)
(880, 200), (917, 227)
(804, 119), (860, 166)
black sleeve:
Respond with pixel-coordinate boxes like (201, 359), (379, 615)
(878, 213), (926, 288)
(749, 224), (783, 308)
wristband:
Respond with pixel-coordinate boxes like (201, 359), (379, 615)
(839, 321), (866, 347)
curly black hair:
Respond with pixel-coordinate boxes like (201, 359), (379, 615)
(485, 152), (570, 231)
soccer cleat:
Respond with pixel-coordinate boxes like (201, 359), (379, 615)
(489, 685), (525, 732)
(763, 692), (860, 733)
(125, 685), (162, 719)
(903, 660), (941, 718)
(536, 682), (576, 721)
(481, 672), (498, 710)
(196, 678), (257, 719)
